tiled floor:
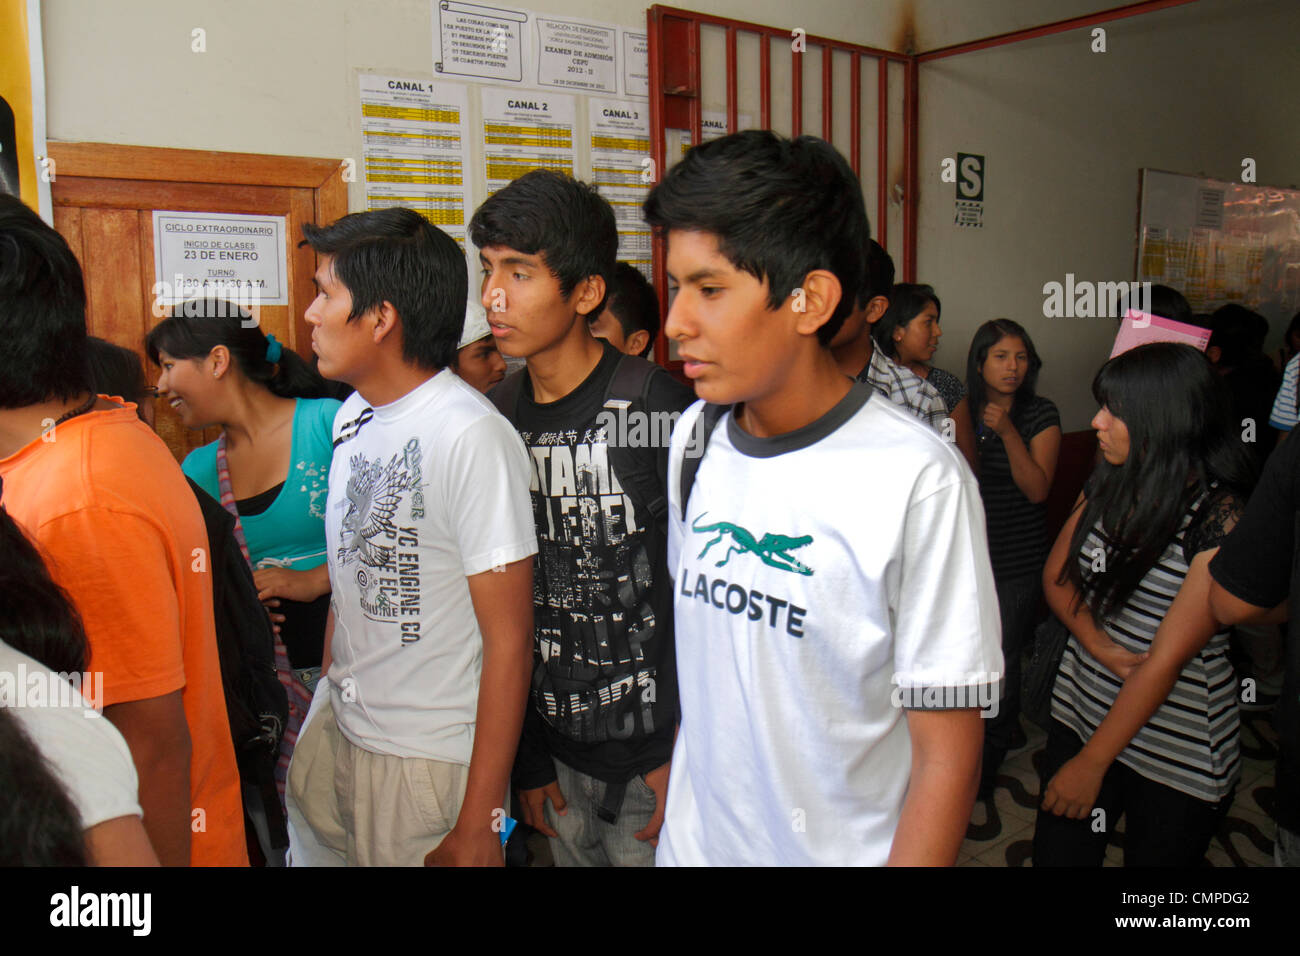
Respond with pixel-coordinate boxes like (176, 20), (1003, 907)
(960, 711), (1280, 867)
(521, 712), (1282, 867)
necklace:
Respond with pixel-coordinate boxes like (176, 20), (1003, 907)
(51, 393), (97, 428)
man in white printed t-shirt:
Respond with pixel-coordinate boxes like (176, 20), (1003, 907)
(643, 131), (1003, 866)
(288, 209), (537, 867)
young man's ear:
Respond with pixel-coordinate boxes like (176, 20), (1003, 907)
(625, 329), (651, 358)
(572, 274), (607, 319)
(790, 269), (843, 337)
(1206, 345), (1222, 365)
(371, 300), (402, 347)
(864, 295), (890, 325)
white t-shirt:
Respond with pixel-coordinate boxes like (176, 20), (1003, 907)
(657, 383), (1003, 866)
(325, 370), (537, 764)
(1, 641), (142, 829)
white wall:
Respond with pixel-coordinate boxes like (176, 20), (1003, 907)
(38, 0), (915, 279)
(40, 0), (1300, 429)
(916, 0), (1300, 429)
(39, 0), (909, 159)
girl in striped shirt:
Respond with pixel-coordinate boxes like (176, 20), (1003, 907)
(1034, 343), (1256, 866)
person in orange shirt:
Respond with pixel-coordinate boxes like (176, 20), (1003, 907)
(0, 193), (246, 866)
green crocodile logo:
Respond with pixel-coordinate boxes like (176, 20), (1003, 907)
(692, 513), (814, 576)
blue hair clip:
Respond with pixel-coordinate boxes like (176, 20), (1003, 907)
(265, 333), (283, 364)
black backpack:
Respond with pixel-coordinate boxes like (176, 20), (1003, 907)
(490, 354), (677, 528)
(186, 479), (289, 852)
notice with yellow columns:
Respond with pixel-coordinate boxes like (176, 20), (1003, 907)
(480, 86), (575, 198)
(360, 73), (472, 246)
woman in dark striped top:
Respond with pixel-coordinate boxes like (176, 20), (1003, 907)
(1035, 343), (1256, 866)
(874, 284), (979, 471)
(966, 319), (1061, 796)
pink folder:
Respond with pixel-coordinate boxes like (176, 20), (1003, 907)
(1109, 310), (1211, 358)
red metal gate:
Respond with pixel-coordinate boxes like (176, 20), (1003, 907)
(644, 0), (1197, 368)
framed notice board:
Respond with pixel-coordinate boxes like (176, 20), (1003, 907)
(1137, 168), (1300, 336)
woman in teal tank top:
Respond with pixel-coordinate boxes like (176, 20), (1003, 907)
(146, 303), (343, 682)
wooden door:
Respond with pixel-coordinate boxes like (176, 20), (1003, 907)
(48, 142), (347, 461)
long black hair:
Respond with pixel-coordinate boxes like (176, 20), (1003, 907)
(872, 283), (939, 360)
(145, 299), (332, 399)
(965, 318), (1043, 428)
(0, 708), (87, 865)
(1058, 343), (1257, 622)
(0, 495), (91, 864)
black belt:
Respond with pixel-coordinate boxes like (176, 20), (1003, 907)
(595, 779), (628, 824)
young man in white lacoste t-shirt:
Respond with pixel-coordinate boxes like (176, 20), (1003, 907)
(288, 208), (537, 867)
(643, 131), (1003, 866)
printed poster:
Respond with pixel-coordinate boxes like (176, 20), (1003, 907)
(588, 97), (652, 279)
(480, 87), (575, 196)
(433, 0), (649, 99)
(359, 74), (472, 246)
(152, 211), (289, 306)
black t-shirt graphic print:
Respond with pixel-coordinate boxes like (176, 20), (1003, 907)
(504, 342), (694, 787)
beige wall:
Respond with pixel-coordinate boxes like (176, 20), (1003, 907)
(40, 0), (1300, 429)
(916, 0), (1300, 428)
(39, 0), (908, 157)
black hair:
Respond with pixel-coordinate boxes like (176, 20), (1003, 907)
(1059, 343), (1256, 622)
(0, 708), (87, 866)
(85, 337), (150, 413)
(858, 239), (895, 309)
(469, 169), (617, 314)
(145, 299), (332, 398)
(1150, 284), (1192, 324)
(1114, 284), (1192, 325)
(1285, 311), (1300, 347)
(965, 318), (1043, 426)
(1209, 304), (1269, 365)
(0, 193), (90, 408)
(600, 262), (659, 357)
(643, 130), (870, 345)
(872, 283), (939, 360)
(0, 502), (90, 675)
(0, 501), (103, 864)
(301, 207), (466, 370)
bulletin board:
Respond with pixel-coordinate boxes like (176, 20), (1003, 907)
(352, 0), (763, 295)
(354, 0), (668, 287)
(1137, 168), (1300, 333)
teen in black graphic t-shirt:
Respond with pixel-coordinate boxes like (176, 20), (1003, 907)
(471, 170), (693, 866)
(510, 342), (690, 779)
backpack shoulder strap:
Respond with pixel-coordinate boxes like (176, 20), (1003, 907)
(602, 354), (669, 523)
(488, 367), (528, 420)
(604, 350), (659, 409)
(678, 403), (730, 519)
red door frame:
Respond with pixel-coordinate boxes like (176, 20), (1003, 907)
(645, 0), (1199, 369)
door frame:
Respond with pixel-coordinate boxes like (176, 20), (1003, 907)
(47, 141), (348, 354)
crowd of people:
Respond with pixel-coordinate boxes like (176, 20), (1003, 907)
(0, 128), (1295, 868)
